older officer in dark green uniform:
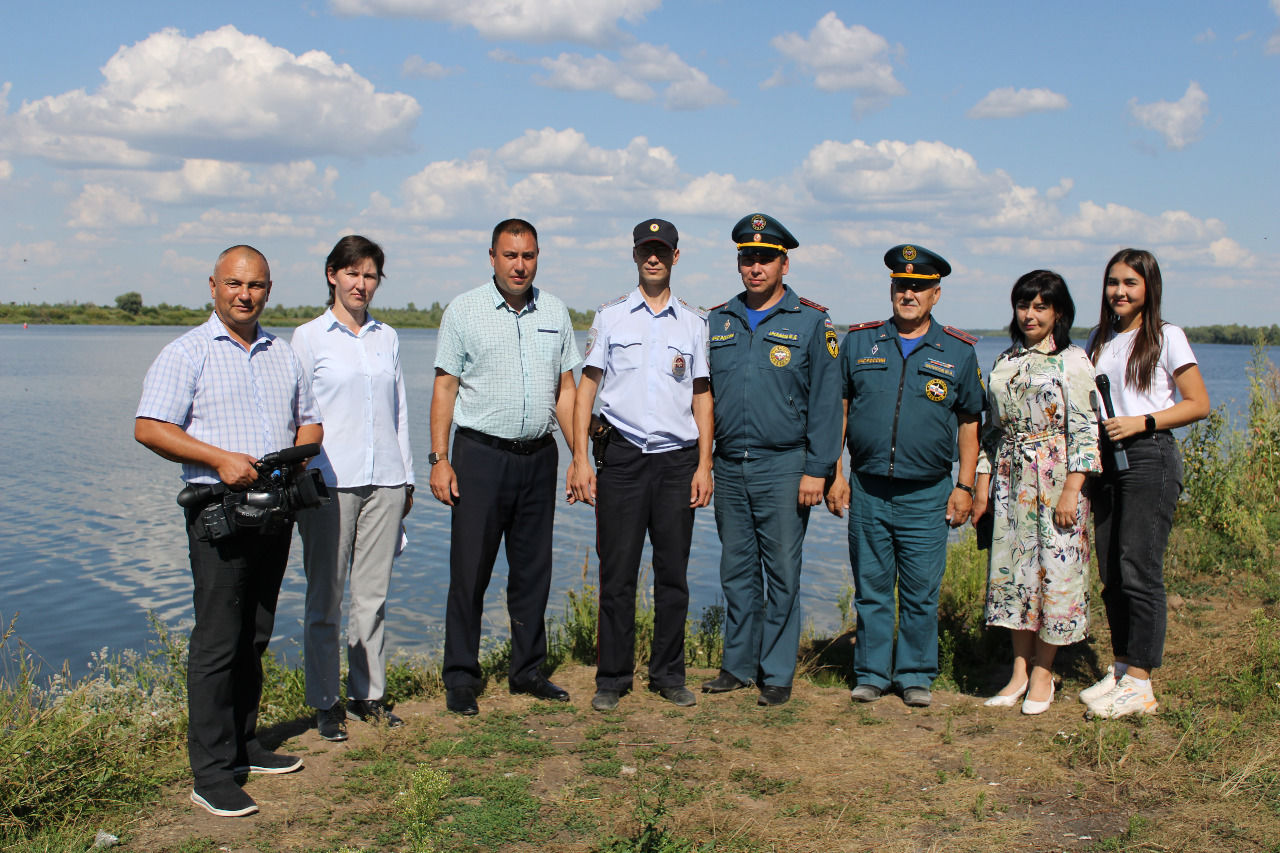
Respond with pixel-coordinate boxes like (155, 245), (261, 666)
(826, 244), (982, 708)
(703, 213), (842, 706)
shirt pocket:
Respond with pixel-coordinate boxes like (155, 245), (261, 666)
(532, 326), (564, 366)
(849, 356), (888, 396)
(666, 346), (693, 382)
(607, 337), (644, 373)
(918, 360), (957, 407)
(708, 332), (741, 375)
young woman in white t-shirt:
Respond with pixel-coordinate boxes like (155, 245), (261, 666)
(1081, 248), (1210, 718)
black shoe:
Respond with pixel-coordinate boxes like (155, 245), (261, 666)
(510, 677), (570, 702)
(701, 670), (751, 693)
(317, 703), (348, 741)
(234, 751), (304, 776)
(191, 780), (258, 817)
(347, 698), (405, 727)
(757, 684), (792, 706)
(445, 686), (479, 716)
(591, 689), (621, 712)
(650, 684), (696, 707)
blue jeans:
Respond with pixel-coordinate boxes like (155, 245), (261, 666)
(1093, 431), (1182, 671)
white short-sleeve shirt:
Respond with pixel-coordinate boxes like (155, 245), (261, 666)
(1089, 323), (1197, 416)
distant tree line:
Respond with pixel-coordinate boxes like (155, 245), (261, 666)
(1, 297), (596, 330)
(2, 298), (1272, 342)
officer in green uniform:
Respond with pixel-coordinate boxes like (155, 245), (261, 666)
(826, 244), (982, 708)
(703, 213), (843, 706)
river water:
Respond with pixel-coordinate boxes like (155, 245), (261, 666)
(0, 324), (1272, 677)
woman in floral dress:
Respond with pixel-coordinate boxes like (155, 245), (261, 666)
(972, 270), (1101, 715)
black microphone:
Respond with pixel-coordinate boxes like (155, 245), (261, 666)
(1094, 374), (1129, 471)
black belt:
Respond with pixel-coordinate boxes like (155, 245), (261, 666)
(456, 427), (554, 455)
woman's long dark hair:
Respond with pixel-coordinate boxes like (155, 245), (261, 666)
(326, 235), (386, 308)
(1087, 248), (1164, 393)
(1007, 269), (1075, 354)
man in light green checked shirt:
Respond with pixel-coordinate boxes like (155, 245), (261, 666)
(429, 218), (581, 716)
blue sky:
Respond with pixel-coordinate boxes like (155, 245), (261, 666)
(2, 1), (1277, 327)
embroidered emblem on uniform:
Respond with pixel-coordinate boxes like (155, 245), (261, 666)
(672, 354), (686, 379)
(825, 330), (839, 358)
(711, 333), (735, 343)
(871, 343), (879, 355)
(824, 317), (834, 329)
(723, 318), (731, 331)
(751, 214), (767, 231)
(769, 345), (791, 367)
(902, 245), (917, 261)
(857, 357), (886, 365)
(585, 329), (597, 357)
(768, 331), (799, 341)
(925, 377), (948, 402)
(650, 223), (660, 232)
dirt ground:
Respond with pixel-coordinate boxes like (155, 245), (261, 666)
(114, 593), (1280, 852)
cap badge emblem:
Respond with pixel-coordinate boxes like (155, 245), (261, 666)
(902, 245), (917, 261)
(650, 223), (660, 232)
(751, 215), (766, 231)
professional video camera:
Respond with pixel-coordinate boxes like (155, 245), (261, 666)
(176, 443), (330, 540)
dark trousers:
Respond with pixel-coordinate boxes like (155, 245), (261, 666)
(595, 440), (698, 692)
(442, 431), (558, 690)
(184, 509), (291, 787)
(1093, 431), (1182, 671)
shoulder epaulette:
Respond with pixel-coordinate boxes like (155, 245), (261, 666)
(944, 325), (978, 346)
(596, 293), (628, 311)
(678, 297), (709, 320)
(847, 320), (885, 332)
(707, 300), (729, 311)
(797, 296), (828, 313)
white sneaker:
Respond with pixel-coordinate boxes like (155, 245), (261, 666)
(1079, 665), (1117, 706)
(1087, 675), (1159, 719)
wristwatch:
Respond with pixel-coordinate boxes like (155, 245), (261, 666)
(1144, 414), (1157, 434)
(954, 482), (975, 496)
(428, 452), (446, 465)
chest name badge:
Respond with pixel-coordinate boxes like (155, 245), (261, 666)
(925, 377), (949, 402)
(769, 345), (791, 367)
(768, 331), (799, 342)
(857, 356), (886, 365)
(672, 354), (686, 379)
(711, 332), (735, 343)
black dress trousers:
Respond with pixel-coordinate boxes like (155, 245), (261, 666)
(594, 438), (697, 692)
(442, 431), (558, 690)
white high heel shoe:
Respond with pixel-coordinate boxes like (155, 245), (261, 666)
(983, 682), (1028, 707)
(1021, 680), (1055, 715)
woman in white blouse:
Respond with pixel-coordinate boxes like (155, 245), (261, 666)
(1081, 248), (1209, 718)
(292, 236), (414, 740)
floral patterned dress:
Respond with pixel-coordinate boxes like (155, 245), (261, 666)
(977, 339), (1102, 644)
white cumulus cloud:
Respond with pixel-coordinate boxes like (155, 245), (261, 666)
(67, 184), (155, 228)
(331, 0), (661, 46)
(0, 26), (419, 167)
(770, 12), (905, 108)
(0, 160), (11, 180)
(509, 43), (727, 110)
(967, 87), (1069, 119)
(401, 55), (461, 79)
(1129, 82), (1209, 150)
